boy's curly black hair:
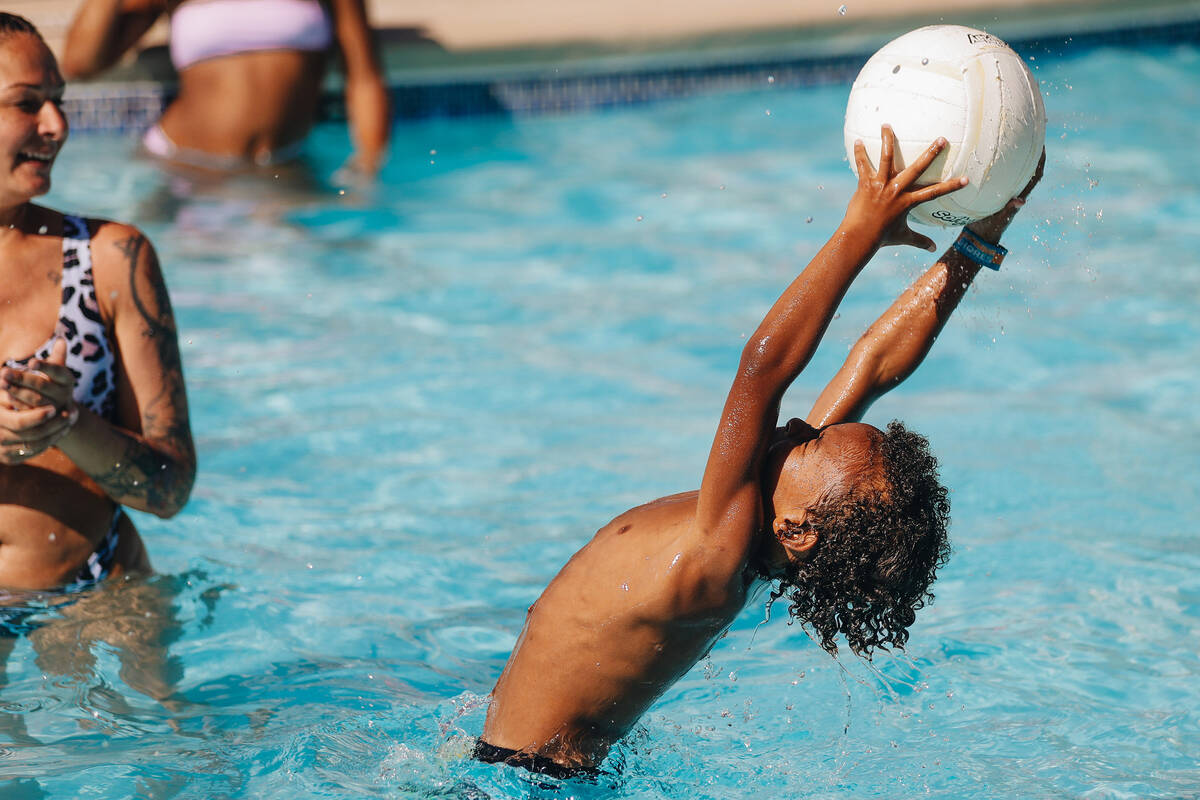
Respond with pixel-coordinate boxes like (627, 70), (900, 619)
(771, 420), (951, 658)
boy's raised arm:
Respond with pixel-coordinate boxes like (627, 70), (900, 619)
(807, 151), (1044, 427)
(693, 128), (967, 551)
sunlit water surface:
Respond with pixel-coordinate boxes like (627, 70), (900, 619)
(2, 42), (1197, 798)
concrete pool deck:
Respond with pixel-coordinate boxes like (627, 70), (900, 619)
(17, 0), (1200, 81)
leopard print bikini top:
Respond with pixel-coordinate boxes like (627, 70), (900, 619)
(7, 215), (118, 420)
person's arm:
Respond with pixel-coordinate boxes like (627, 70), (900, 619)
(807, 150), (1045, 427)
(0, 224), (195, 517)
(692, 128), (967, 556)
(62, 0), (166, 79)
(328, 0), (390, 175)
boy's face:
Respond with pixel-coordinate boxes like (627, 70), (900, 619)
(762, 421), (886, 566)
(770, 421), (884, 503)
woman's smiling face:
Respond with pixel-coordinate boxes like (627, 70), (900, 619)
(0, 31), (67, 208)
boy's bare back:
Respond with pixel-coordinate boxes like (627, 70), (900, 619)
(482, 490), (750, 766)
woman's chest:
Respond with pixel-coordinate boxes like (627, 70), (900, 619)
(0, 242), (63, 363)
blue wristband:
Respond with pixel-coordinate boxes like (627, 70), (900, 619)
(952, 228), (1007, 271)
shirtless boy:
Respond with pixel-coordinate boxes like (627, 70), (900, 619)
(479, 128), (1043, 777)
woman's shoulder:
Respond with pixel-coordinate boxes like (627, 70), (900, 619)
(73, 217), (162, 319)
(86, 217), (146, 250)
(28, 206), (138, 245)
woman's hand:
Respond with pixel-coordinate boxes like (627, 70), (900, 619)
(843, 125), (969, 252)
(0, 340), (78, 464)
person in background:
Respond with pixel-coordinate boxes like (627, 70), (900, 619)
(62, 0), (390, 174)
(0, 12), (194, 716)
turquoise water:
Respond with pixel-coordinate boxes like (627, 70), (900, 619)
(3, 41), (1197, 797)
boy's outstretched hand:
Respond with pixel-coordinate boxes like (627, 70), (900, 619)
(843, 125), (969, 252)
(966, 147), (1046, 244)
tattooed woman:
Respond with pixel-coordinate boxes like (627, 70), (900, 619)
(0, 13), (195, 600)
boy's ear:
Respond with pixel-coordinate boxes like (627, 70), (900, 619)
(772, 510), (819, 557)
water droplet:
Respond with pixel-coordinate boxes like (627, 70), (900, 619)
(48, 532), (56, 541)
(805, 216), (813, 224)
(621, 582), (629, 591)
(38, 225), (48, 234)
(718, 184), (725, 190)
(429, 149), (437, 155)
(660, 193), (668, 198)
(838, 4), (847, 15)
(764, 109), (772, 116)
(635, 215), (644, 222)
(892, 64), (901, 74)
(766, 75), (775, 84)
(921, 57), (929, 65)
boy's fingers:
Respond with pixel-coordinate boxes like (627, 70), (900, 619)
(887, 221), (937, 252)
(895, 136), (948, 186)
(1017, 148), (1046, 200)
(899, 228), (937, 251)
(852, 139), (873, 180)
(876, 125), (895, 180)
(907, 175), (969, 205)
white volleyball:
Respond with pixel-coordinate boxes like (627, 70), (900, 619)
(843, 25), (1046, 227)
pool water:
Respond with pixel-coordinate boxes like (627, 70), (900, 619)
(3, 40), (1197, 798)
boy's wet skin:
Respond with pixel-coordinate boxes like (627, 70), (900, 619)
(484, 422), (883, 767)
(481, 130), (1044, 773)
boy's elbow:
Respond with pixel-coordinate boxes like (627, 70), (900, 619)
(738, 334), (788, 383)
